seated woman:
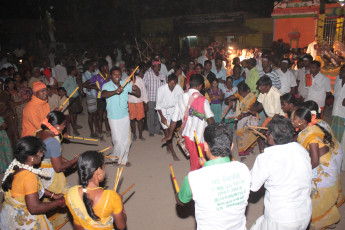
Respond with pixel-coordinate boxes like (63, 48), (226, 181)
(228, 82), (259, 156)
(280, 92), (299, 119)
(65, 151), (127, 230)
(293, 108), (341, 229)
(0, 136), (65, 229)
(302, 100), (344, 208)
(36, 111), (78, 229)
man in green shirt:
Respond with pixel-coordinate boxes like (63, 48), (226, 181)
(176, 123), (250, 230)
(246, 58), (259, 96)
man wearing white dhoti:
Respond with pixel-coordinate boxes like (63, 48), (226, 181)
(156, 74), (184, 160)
(102, 67), (140, 166)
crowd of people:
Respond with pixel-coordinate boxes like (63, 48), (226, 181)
(0, 38), (344, 229)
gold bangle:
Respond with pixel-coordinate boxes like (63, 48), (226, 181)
(50, 192), (55, 199)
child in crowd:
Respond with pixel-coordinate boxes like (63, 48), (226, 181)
(208, 78), (223, 122)
(58, 87), (70, 135)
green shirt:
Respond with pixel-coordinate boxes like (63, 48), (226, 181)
(246, 67), (259, 97)
(62, 75), (79, 98)
(178, 157), (231, 204)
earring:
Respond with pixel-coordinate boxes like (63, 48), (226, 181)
(31, 158), (34, 162)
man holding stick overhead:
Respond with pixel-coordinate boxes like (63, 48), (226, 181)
(163, 74), (214, 171)
(176, 123), (250, 230)
(102, 67), (140, 166)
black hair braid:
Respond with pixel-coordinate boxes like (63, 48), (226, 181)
(79, 164), (100, 221)
(1, 165), (19, 192)
(315, 124), (334, 148)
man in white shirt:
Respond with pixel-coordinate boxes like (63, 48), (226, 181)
(211, 57), (227, 88)
(275, 58), (297, 95)
(252, 76), (285, 152)
(331, 64), (345, 171)
(156, 74), (184, 160)
(163, 74), (214, 171)
(306, 61), (332, 117)
(53, 57), (68, 86)
(251, 116), (312, 230)
(296, 55), (313, 100)
(306, 36), (317, 60)
(197, 49), (208, 65)
(177, 123), (250, 230)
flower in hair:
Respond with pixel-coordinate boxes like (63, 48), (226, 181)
(308, 111), (318, 126)
(42, 118), (59, 135)
(1, 159), (51, 191)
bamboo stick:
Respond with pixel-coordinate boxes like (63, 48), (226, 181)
(114, 168), (119, 191)
(68, 136), (98, 142)
(193, 131), (204, 158)
(99, 146), (112, 153)
(170, 164), (179, 193)
(248, 126), (268, 130)
(120, 183), (135, 196)
(114, 167), (123, 192)
(121, 66), (139, 88)
(59, 87), (79, 109)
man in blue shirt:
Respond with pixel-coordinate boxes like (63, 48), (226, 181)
(102, 67), (140, 166)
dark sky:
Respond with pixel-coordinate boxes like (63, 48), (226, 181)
(0, 0), (277, 44)
(0, 0), (276, 20)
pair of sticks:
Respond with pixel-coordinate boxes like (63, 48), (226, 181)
(114, 166), (135, 196)
(248, 126), (268, 140)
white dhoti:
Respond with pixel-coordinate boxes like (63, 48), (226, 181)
(109, 116), (131, 165)
(157, 107), (175, 129)
(250, 215), (310, 230)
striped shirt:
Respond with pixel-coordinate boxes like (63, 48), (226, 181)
(143, 69), (166, 102)
(82, 71), (97, 98)
(263, 70), (281, 90)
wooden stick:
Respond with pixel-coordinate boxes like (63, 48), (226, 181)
(170, 164), (180, 193)
(59, 87), (79, 109)
(68, 136), (98, 142)
(114, 168), (119, 191)
(99, 146), (112, 153)
(114, 167), (123, 192)
(248, 126), (268, 130)
(220, 101), (233, 120)
(121, 183), (135, 196)
(250, 128), (267, 140)
(122, 66), (139, 89)
(193, 131), (204, 158)
(104, 155), (119, 159)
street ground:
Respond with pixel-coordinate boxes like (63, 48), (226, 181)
(1, 102), (344, 230)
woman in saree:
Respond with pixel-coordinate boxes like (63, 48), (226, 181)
(302, 100), (345, 208)
(229, 82), (259, 156)
(0, 136), (65, 229)
(280, 92), (299, 119)
(293, 108), (341, 230)
(65, 151), (127, 230)
(36, 111), (78, 229)
(6, 78), (29, 136)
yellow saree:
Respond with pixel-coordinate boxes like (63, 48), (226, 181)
(40, 160), (69, 230)
(298, 125), (340, 230)
(65, 186), (122, 230)
(0, 175), (54, 230)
